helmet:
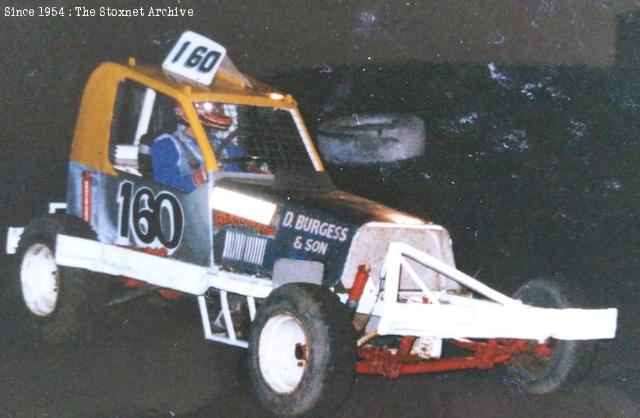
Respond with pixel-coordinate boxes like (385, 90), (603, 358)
(175, 102), (232, 130)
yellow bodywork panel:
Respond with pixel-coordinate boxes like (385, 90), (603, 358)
(70, 61), (324, 175)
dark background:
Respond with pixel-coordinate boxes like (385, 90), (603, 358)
(1, 1), (639, 416)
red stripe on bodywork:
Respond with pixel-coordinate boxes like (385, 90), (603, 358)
(82, 171), (92, 222)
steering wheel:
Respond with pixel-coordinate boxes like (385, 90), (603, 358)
(218, 155), (272, 174)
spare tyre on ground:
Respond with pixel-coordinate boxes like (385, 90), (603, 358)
(317, 114), (425, 165)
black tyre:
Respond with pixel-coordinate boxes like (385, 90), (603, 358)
(505, 278), (596, 394)
(247, 283), (357, 417)
(11, 214), (107, 343)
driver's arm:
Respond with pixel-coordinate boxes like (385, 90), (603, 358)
(151, 137), (202, 192)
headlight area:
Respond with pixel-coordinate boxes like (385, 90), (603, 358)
(209, 187), (277, 225)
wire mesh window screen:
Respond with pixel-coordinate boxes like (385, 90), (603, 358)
(235, 106), (314, 170)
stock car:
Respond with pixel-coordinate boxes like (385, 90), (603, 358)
(6, 31), (617, 417)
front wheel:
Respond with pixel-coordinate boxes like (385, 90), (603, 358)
(247, 284), (356, 417)
(505, 278), (596, 394)
(11, 214), (107, 343)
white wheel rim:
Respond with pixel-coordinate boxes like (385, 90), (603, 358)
(20, 243), (59, 316)
(258, 313), (308, 394)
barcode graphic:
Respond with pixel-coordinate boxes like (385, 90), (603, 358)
(222, 231), (267, 265)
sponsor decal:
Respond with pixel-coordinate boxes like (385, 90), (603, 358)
(292, 235), (329, 256)
(281, 210), (349, 241)
(280, 210), (350, 256)
(214, 212), (276, 236)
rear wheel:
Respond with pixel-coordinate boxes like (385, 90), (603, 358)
(505, 278), (596, 394)
(11, 214), (107, 343)
(247, 284), (356, 417)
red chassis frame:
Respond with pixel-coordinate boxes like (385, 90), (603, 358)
(356, 336), (552, 379)
(348, 263), (552, 378)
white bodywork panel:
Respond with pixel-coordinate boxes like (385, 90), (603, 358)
(341, 222), (460, 292)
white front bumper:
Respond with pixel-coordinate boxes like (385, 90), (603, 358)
(366, 242), (618, 341)
(376, 296), (617, 341)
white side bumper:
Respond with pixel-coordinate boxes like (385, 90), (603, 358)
(55, 235), (273, 298)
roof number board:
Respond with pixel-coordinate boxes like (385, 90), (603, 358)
(162, 31), (227, 86)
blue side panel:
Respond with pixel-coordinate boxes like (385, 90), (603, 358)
(271, 203), (356, 286)
(66, 161), (213, 267)
(67, 161), (119, 244)
(66, 162), (83, 219)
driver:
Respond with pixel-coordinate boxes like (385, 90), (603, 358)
(151, 102), (246, 192)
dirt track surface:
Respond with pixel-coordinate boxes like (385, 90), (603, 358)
(1, 278), (637, 418)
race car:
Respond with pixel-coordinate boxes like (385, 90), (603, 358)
(6, 31), (617, 417)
